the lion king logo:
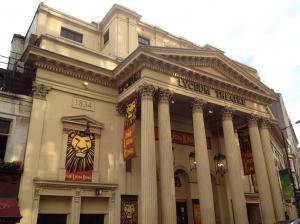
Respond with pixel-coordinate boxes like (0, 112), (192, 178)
(65, 130), (95, 173)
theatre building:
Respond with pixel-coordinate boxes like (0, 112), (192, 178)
(17, 3), (290, 224)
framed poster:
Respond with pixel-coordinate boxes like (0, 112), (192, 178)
(121, 195), (138, 224)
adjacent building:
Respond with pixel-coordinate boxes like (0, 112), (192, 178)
(0, 64), (32, 222)
(9, 2), (296, 224)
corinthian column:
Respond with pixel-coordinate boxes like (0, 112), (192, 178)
(192, 98), (216, 224)
(138, 83), (158, 224)
(222, 108), (249, 224)
(259, 118), (285, 221)
(248, 115), (276, 224)
(158, 88), (177, 224)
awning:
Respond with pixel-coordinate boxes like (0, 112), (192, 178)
(0, 198), (21, 223)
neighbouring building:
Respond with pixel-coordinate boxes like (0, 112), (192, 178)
(0, 65), (32, 223)
(11, 2), (295, 224)
(271, 93), (300, 216)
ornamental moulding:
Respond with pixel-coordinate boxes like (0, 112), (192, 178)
(35, 58), (116, 88)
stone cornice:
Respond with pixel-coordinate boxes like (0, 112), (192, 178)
(33, 178), (118, 190)
(23, 46), (116, 88)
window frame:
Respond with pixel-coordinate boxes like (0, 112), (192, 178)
(138, 35), (150, 46)
(103, 29), (109, 46)
(0, 119), (10, 161)
(60, 27), (83, 43)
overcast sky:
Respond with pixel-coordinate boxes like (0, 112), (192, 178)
(1, 0), (299, 141)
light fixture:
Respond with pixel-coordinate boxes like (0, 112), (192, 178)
(189, 152), (197, 171)
(95, 188), (102, 196)
(171, 100), (175, 104)
(83, 81), (89, 87)
(214, 153), (227, 176)
(83, 121), (91, 135)
(208, 110), (213, 114)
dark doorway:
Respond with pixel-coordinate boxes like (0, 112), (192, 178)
(247, 203), (262, 224)
(176, 202), (188, 224)
(37, 214), (67, 224)
(80, 214), (104, 224)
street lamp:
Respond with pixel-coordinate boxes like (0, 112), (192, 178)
(281, 119), (300, 214)
(214, 153), (227, 176)
(189, 152), (196, 171)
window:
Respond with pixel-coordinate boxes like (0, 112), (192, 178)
(103, 29), (109, 45)
(37, 214), (67, 224)
(0, 119), (10, 161)
(138, 36), (150, 46)
(60, 27), (83, 43)
(80, 214), (104, 224)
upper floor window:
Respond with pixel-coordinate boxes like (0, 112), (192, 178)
(103, 29), (109, 45)
(138, 36), (150, 46)
(60, 27), (83, 43)
(0, 119), (10, 161)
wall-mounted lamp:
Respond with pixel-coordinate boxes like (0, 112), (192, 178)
(189, 152), (197, 171)
(95, 188), (102, 196)
(83, 81), (89, 88)
(83, 121), (91, 135)
(214, 153), (227, 176)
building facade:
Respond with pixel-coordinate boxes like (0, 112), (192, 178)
(0, 66), (32, 223)
(271, 93), (300, 216)
(15, 3), (291, 224)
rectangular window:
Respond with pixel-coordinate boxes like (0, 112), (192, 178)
(60, 27), (83, 43)
(80, 214), (104, 224)
(0, 119), (10, 161)
(138, 36), (150, 46)
(103, 29), (109, 45)
(37, 214), (67, 224)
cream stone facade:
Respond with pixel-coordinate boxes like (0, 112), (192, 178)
(16, 3), (293, 224)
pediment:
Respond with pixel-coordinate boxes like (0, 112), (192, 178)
(61, 115), (103, 135)
(150, 48), (278, 99)
(114, 46), (278, 103)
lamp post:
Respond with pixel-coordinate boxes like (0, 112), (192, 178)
(281, 119), (300, 215)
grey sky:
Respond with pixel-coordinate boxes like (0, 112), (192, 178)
(1, 0), (299, 141)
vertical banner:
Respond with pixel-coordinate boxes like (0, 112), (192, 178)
(121, 195), (138, 224)
(192, 199), (201, 224)
(65, 130), (95, 182)
(238, 127), (255, 175)
(279, 169), (295, 200)
(123, 98), (137, 160)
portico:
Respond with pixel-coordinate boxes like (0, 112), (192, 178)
(116, 46), (284, 224)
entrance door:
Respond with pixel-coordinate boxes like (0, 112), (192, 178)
(176, 202), (188, 224)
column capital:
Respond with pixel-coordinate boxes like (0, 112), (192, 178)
(138, 83), (155, 100)
(116, 103), (126, 116)
(33, 82), (51, 100)
(259, 117), (271, 129)
(192, 98), (206, 112)
(222, 107), (234, 120)
(247, 114), (259, 126)
(157, 88), (173, 103)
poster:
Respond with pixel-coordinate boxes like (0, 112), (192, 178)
(121, 195), (138, 224)
(238, 127), (255, 175)
(279, 169), (295, 200)
(123, 98), (137, 160)
(65, 130), (95, 182)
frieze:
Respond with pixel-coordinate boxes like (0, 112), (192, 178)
(176, 77), (246, 106)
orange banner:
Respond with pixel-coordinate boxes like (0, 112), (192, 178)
(123, 123), (136, 160)
(123, 98), (137, 160)
(238, 127), (255, 175)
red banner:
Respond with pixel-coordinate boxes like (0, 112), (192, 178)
(238, 127), (255, 175)
(154, 127), (211, 149)
(123, 98), (137, 160)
